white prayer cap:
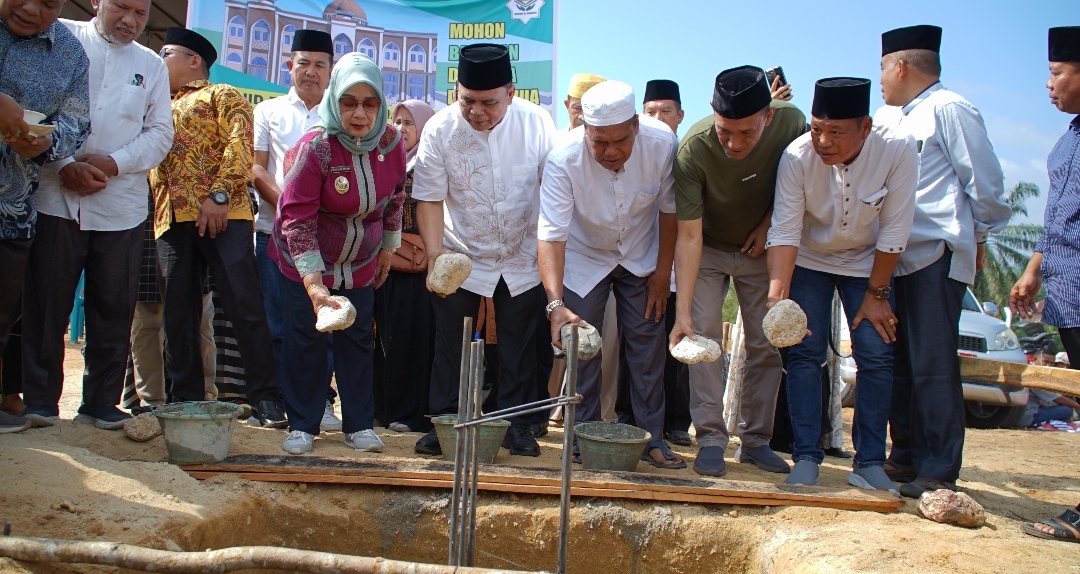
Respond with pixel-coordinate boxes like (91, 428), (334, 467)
(581, 81), (636, 127)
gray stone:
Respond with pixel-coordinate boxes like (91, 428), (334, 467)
(315, 295), (356, 332)
(429, 253), (472, 295)
(917, 490), (985, 528)
(561, 322), (602, 361)
(763, 299), (807, 348)
(671, 336), (721, 364)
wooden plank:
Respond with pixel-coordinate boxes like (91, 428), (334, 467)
(183, 456), (899, 508)
(184, 456), (902, 512)
(185, 470), (900, 512)
(960, 356), (1080, 396)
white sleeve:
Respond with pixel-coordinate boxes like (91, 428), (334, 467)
(875, 137), (918, 253)
(536, 154), (575, 242)
(766, 149), (805, 248)
(410, 119), (448, 202)
(110, 57), (174, 176)
(253, 100), (271, 153)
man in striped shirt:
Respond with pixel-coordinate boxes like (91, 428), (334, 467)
(1012, 26), (1080, 545)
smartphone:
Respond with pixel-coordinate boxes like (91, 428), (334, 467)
(766, 66), (787, 88)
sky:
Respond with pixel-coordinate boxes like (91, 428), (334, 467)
(555, 0), (1077, 224)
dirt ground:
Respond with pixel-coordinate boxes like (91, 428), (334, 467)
(0, 341), (1078, 573)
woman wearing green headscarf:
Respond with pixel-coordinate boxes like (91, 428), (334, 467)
(269, 53), (406, 456)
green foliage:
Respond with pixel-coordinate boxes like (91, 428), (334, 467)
(972, 182), (1044, 323)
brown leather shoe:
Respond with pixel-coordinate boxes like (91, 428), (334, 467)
(883, 460), (917, 483)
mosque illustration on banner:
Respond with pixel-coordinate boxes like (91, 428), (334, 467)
(222, 0), (438, 105)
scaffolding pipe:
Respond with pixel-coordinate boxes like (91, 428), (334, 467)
(0, 536), (542, 574)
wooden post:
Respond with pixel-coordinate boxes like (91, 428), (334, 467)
(960, 356), (1080, 396)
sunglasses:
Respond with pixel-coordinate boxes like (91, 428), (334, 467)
(339, 96), (382, 114)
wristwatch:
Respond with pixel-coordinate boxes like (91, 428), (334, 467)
(545, 299), (565, 320)
(209, 191), (229, 205)
(866, 284), (892, 300)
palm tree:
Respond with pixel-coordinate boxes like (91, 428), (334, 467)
(972, 182), (1044, 313)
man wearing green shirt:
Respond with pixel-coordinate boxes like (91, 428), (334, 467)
(669, 65), (806, 477)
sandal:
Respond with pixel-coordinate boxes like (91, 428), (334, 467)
(640, 440), (686, 470)
(1022, 505), (1080, 543)
(883, 459), (916, 483)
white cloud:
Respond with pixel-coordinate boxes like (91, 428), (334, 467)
(999, 157), (1050, 224)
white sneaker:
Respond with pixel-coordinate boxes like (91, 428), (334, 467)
(282, 430), (314, 455)
(345, 429), (384, 452)
(320, 400), (342, 432)
(388, 422), (412, 433)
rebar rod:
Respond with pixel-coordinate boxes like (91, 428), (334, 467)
(557, 326), (579, 574)
(449, 317), (473, 566)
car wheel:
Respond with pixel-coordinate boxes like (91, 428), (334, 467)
(839, 378), (856, 408)
(963, 401), (1026, 429)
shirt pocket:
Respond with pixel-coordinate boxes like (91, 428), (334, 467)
(855, 186), (889, 226)
(630, 182), (660, 212)
(511, 164), (537, 193)
(117, 85), (148, 122)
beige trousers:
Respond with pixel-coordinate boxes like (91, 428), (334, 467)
(688, 246), (782, 450)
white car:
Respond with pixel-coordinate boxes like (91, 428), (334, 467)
(835, 288), (1030, 428)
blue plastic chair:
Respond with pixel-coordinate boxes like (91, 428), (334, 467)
(69, 272), (85, 343)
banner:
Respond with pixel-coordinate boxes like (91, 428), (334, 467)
(186, 0), (558, 114)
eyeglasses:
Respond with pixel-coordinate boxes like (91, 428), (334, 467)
(159, 47), (196, 59)
(339, 96), (382, 114)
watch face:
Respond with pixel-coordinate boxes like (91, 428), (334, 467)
(211, 191), (228, 205)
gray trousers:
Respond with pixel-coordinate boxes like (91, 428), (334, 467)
(689, 246), (782, 450)
(564, 266), (666, 441)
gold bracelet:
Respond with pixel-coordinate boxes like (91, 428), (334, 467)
(305, 282), (325, 294)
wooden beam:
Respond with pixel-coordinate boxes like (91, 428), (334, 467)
(182, 456), (903, 513)
(186, 470), (900, 512)
(960, 356), (1080, 396)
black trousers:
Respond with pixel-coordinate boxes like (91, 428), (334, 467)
(156, 221), (278, 404)
(0, 237), (31, 395)
(1059, 328), (1080, 371)
(22, 214), (141, 408)
(428, 279), (542, 423)
(889, 251), (967, 482)
(374, 269), (435, 432)
(615, 292), (691, 433)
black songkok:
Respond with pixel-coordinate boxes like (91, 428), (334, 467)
(163, 26), (217, 68)
(643, 79), (681, 105)
(292, 30), (334, 56)
(458, 43), (512, 90)
(881, 25), (942, 57)
(1049, 27), (1080, 62)
(711, 66), (771, 120)
(811, 78), (871, 120)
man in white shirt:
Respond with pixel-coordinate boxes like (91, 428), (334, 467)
(874, 25), (1011, 499)
(538, 80), (683, 469)
(20, 0), (172, 429)
(766, 77), (917, 493)
(413, 43), (556, 457)
(250, 29), (340, 432)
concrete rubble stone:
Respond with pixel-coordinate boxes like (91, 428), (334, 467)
(763, 299), (807, 348)
(315, 295), (356, 332)
(429, 253), (472, 295)
(917, 490), (985, 528)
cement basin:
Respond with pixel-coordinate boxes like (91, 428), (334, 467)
(431, 415), (510, 463)
(155, 401), (245, 464)
(575, 422), (651, 472)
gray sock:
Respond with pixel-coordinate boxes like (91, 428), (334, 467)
(785, 460), (820, 486)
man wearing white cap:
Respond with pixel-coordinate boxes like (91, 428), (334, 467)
(539, 80), (683, 469)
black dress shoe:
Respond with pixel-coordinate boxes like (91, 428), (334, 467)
(252, 400), (288, 429)
(530, 421), (549, 438)
(415, 428), (442, 455)
(502, 422), (540, 457)
(664, 429), (693, 446)
(823, 447), (853, 459)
